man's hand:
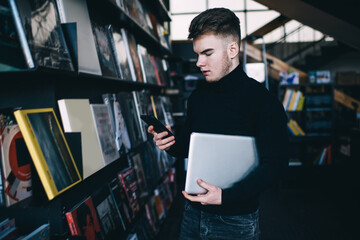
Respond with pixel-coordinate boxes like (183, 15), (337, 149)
(147, 125), (175, 151)
(182, 179), (222, 205)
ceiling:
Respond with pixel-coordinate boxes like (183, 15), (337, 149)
(255, 0), (360, 50)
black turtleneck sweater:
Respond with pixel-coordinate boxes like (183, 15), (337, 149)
(168, 64), (289, 215)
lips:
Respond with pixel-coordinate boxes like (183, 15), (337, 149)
(201, 70), (210, 75)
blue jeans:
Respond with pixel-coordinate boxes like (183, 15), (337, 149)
(179, 201), (260, 240)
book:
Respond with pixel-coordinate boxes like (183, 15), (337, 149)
(296, 95), (305, 111)
(287, 121), (300, 136)
(129, 152), (148, 197)
(108, 25), (132, 81)
(137, 45), (158, 85)
(284, 89), (294, 110)
(132, 92), (147, 141)
(56, 0), (101, 75)
(150, 56), (162, 86)
(101, 93), (117, 142)
(121, 28), (138, 82)
(0, 124), (32, 206)
(92, 184), (124, 239)
(0, 218), (15, 232)
(282, 88), (292, 109)
(287, 90), (298, 111)
(13, 0), (74, 71)
(0, 0), (33, 70)
(116, 92), (144, 148)
(91, 22), (119, 78)
(108, 177), (130, 231)
(0, 225), (19, 239)
(113, 94), (132, 153)
(22, 223), (49, 240)
(117, 167), (140, 217)
(153, 188), (165, 222)
(14, 108), (81, 200)
(122, 29), (144, 83)
(290, 119), (306, 136)
(90, 104), (120, 165)
(65, 196), (103, 239)
(57, 99), (105, 179)
(291, 91), (302, 111)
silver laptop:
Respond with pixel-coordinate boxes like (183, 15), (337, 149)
(185, 132), (259, 194)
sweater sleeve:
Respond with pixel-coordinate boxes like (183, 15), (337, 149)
(166, 95), (193, 159)
(222, 94), (289, 204)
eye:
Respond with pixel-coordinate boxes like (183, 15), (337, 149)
(205, 52), (213, 56)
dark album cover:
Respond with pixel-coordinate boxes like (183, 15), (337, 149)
(13, 0), (74, 70)
(108, 25), (133, 81)
(65, 196), (103, 239)
(91, 22), (119, 78)
(116, 92), (143, 148)
(92, 184), (124, 239)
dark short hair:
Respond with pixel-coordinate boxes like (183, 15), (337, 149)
(188, 8), (241, 42)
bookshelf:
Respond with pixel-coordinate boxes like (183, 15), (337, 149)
(0, 0), (179, 239)
(279, 82), (335, 166)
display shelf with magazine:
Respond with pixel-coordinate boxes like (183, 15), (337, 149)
(0, 0), (179, 239)
(279, 74), (335, 166)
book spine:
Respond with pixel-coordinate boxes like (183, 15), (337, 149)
(8, 0), (34, 68)
(65, 212), (78, 235)
(287, 121), (299, 136)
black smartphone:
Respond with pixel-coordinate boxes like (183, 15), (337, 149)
(140, 115), (174, 138)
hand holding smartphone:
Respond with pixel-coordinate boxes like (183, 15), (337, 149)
(140, 115), (174, 138)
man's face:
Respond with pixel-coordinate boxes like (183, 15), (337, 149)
(193, 33), (235, 82)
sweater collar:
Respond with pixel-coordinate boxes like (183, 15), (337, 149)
(207, 64), (248, 90)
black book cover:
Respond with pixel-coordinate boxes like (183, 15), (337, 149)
(14, 0), (74, 71)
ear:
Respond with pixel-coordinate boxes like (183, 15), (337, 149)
(228, 41), (239, 59)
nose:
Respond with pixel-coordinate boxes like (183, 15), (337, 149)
(196, 55), (205, 68)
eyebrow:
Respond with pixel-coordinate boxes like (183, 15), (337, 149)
(200, 48), (214, 54)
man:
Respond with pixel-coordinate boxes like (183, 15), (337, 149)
(148, 8), (289, 240)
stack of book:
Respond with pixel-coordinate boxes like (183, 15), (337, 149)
(282, 89), (305, 111)
(287, 119), (306, 136)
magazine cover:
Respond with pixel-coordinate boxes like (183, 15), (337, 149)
(116, 92), (143, 148)
(129, 152), (148, 197)
(13, 0), (74, 71)
(14, 108), (81, 200)
(91, 22), (119, 78)
(92, 184), (124, 239)
(108, 25), (132, 81)
(124, 30), (144, 83)
(113, 94), (132, 153)
(108, 177), (131, 231)
(137, 45), (157, 85)
(90, 104), (120, 165)
(0, 124), (32, 206)
(0, 0), (33, 70)
(118, 167), (140, 217)
(65, 196), (103, 240)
